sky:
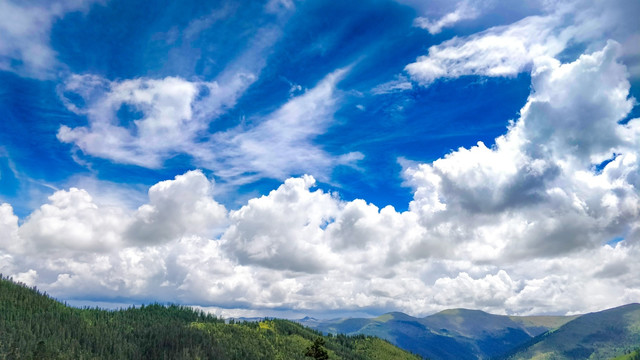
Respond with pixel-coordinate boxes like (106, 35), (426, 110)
(0, 0), (639, 319)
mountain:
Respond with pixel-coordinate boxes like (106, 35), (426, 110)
(0, 276), (419, 360)
(5, 274), (638, 360)
(299, 309), (575, 360)
(503, 303), (640, 360)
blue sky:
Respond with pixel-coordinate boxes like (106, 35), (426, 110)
(1, 0), (639, 318)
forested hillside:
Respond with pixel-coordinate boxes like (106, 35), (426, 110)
(502, 303), (640, 360)
(0, 276), (420, 360)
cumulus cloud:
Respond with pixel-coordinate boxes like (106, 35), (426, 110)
(4, 40), (640, 314)
(405, 0), (640, 85)
(0, 144), (639, 316)
(127, 170), (227, 245)
(0, 170), (233, 301)
(0, 0), (101, 78)
(404, 41), (639, 262)
(0, 203), (19, 275)
(432, 270), (517, 309)
(6, 170), (226, 255)
(0, 203), (19, 250)
(18, 187), (129, 253)
(57, 74), (252, 168)
(2, 40), (639, 317)
(222, 175), (339, 273)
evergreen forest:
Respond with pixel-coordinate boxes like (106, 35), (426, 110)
(0, 276), (421, 360)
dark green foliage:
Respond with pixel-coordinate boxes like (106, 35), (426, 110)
(305, 337), (329, 360)
(0, 276), (420, 360)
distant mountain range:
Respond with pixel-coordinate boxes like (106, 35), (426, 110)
(299, 304), (640, 360)
(2, 274), (638, 359)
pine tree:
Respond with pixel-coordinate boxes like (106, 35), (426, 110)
(305, 337), (329, 360)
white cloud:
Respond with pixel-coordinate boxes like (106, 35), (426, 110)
(404, 42), (639, 263)
(56, 10), (303, 180)
(405, 0), (640, 85)
(18, 187), (129, 253)
(406, 14), (562, 85)
(13, 269), (38, 287)
(0, 0), (101, 78)
(57, 74), (251, 168)
(413, 0), (485, 35)
(182, 4), (237, 40)
(8, 170), (225, 255)
(127, 170), (227, 245)
(0, 170), (234, 302)
(1, 36), (639, 317)
(0, 203), (19, 250)
(432, 270), (517, 311)
(0, 203), (19, 275)
(371, 75), (413, 95)
(0, 146), (639, 316)
(58, 67), (361, 185)
(203, 68), (363, 183)
(4, 41), (640, 314)
(222, 175), (339, 273)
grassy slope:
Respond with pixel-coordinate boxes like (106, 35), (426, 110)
(506, 303), (640, 360)
(0, 277), (420, 360)
(509, 315), (579, 336)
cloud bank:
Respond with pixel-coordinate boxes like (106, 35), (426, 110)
(2, 40), (639, 316)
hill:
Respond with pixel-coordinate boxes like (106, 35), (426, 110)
(299, 309), (575, 360)
(0, 276), (420, 360)
(503, 303), (640, 360)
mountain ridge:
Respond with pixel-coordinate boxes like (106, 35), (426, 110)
(299, 305), (640, 360)
(503, 303), (640, 360)
(3, 274), (638, 360)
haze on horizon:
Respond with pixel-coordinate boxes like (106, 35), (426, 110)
(1, 0), (639, 319)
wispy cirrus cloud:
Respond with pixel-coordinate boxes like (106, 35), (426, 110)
(55, 1), (360, 186)
(201, 68), (363, 184)
(405, 0), (640, 85)
(57, 66), (361, 185)
(412, 0), (487, 35)
(0, 0), (103, 78)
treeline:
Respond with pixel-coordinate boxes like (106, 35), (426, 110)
(0, 276), (421, 359)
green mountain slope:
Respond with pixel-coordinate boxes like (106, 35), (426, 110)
(611, 348), (640, 360)
(0, 276), (420, 360)
(504, 303), (640, 360)
(300, 309), (573, 360)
